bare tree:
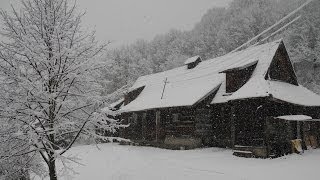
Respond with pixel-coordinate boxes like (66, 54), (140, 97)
(0, 0), (124, 179)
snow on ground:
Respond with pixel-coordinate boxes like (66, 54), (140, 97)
(54, 143), (320, 180)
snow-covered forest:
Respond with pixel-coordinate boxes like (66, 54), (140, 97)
(0, 0), (320, 179)
(104, 0), (320, 95)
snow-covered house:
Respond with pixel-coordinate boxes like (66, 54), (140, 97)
(115, 39), (320, 158)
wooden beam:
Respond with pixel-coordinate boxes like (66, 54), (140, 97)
(230, 105), (236, 148)
(230, 0), (313, 53)
(297, 121), (301, 139)
(253, 15), (301, 46)
(156, 110), (161, 142)
(265, 117), (271, 158)
(142, 112), (147, 140)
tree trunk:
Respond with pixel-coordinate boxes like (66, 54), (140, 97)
(48, 159), (57, 180)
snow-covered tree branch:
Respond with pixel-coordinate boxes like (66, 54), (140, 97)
(0, 0), (124, 179)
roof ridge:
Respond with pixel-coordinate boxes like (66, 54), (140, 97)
(136, 39), (282, 82)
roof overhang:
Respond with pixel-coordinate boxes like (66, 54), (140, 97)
(276, 115), (312, 121)
(220, 60), (258, 73)
(109, 98), (125, 110)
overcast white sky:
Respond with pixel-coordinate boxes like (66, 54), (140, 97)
(0, 0), (231, 47)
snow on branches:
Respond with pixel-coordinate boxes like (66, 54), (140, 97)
(0, 0), (124, 179)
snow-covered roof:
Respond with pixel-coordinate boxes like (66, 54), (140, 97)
(122, 75), (222, 112)
(229, 77), (320, 106)
(221, 59), (258, 73)
(121, 39), (320, 112)
(184, 55), (201, 65)
(276, 115), (312, 121)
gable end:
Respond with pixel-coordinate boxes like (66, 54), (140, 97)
(266, 42), (298, 85)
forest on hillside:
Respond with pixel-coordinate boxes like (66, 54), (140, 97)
(103, 0), (320, 98)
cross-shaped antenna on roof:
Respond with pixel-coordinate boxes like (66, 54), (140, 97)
(161, 77), (169, 99)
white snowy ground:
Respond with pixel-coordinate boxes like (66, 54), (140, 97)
(51, 143), (320, 180)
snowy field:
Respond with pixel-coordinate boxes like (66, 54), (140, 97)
(50, 143), (320, 180)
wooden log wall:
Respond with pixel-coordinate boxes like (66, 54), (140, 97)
(165, 109), (196, 138)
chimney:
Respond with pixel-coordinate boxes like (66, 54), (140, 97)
(184, 56), (202, 69)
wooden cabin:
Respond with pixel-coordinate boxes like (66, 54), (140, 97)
(112, 39), (320, 158)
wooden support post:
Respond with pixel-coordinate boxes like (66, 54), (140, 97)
(132, 113), (138, 139)
(230, 105), (235, 148)
(297, 121), (301, 139)
(156, 110), (161, 142)
(265, 117), (271, 157)
(132, 113), (138, 124)
(142, 112), (147, 140)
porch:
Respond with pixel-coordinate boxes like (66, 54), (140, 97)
(233, 115), (320, 158)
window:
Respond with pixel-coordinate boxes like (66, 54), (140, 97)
(173, 113), (179, 122)
(225, 63), (257, 93)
